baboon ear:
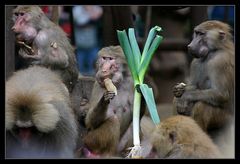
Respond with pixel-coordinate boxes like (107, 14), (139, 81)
(219, 30), (226, 40)
(169, 131), (177, 144)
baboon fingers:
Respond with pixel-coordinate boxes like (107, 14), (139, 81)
(104, 91), (116, 101)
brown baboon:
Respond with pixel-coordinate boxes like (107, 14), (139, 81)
(11, 5), (79, 92)
(83, 46), (135, 157)
(150, 115), (222, 158)
(173, 20), (234, 132)
(6, 66), (78, 158)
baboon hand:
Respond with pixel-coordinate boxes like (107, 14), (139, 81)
(19, 48), (41, 60)
(175, 98), (191, 115)
(104, 91), (115, 102)
(173, 83), (186, 97)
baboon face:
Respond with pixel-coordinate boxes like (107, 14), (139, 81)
(188, 29), (209, 58)
(12, 6), (42, 42)
(96, 46), (127, 87)
(187, 20), (231, 59)
(97, 55), (119, 79)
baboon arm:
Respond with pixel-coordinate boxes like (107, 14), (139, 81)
(85, 97), (109, 130)
(185, 85), (197, 91)
(183, 89), (228, 106)
(85, 82), (109, 130)
(183, 63), (231, 106)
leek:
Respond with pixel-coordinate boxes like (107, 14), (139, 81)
(117, 26), (163, 158)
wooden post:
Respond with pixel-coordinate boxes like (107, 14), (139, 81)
(144, 6), (152, 40)
(51, 6), (59, 25)
(102, 6), (134, 46)
(190, 6), (208, 29)
(6, 6), (15, 79)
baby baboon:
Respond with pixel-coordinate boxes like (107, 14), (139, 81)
(150, 115), (222, 159)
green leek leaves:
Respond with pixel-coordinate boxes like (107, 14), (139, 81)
(117, 26), (163, 158)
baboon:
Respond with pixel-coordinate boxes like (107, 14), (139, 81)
(11, 5), (79, 92)
(150, 115), (222, 158)
(6, 66), (78, 158)
(173, 20), (234, 132)
(83, 46), (135, 157)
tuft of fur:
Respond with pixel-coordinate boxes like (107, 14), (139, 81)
(6, 66), (78, 158)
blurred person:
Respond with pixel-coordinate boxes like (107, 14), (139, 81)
(73, 5), (103, 76)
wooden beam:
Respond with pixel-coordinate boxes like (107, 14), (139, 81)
(51, 6), (59, 25)
(6, 6), (15, 79)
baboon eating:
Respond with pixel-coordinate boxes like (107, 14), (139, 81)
(173, 20), (234, 132)
(83, 46), (135, 158)
(11, 5), (79, 92)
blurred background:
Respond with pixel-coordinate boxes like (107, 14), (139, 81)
(5, 5), (235, 158)
(6, 5), (234, 106)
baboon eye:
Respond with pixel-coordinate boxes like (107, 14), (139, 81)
(102, 56), (114, 60)
(195, 31), (205, 36)
(19, 12), (24, 16)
